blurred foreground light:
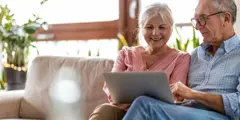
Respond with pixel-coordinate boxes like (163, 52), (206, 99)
(50, 79), (81, 104)
(48, 67), (82, 120)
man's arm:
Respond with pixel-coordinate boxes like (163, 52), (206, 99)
(171, 82), (225, 113)
(191, 90), (225, 114)
(171, 82), (240, 117)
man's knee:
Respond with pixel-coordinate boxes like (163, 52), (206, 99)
(89, 103), (126, 120)
(133, 96), (155, 105)
(133, 96), (169, 108)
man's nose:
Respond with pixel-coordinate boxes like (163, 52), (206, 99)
(195, 22), (202, 30)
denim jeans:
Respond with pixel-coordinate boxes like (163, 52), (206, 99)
(123, 96), (229, 120)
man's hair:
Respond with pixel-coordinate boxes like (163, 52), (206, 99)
(210, 0), (237, 24)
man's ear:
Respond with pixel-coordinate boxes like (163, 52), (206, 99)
(224, 12), (231, 24)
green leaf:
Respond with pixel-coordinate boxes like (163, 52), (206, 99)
(31, 44), (40, 55)
(88, 50), (91, 56)
(184, 39), (190, 52)
(40, 0), (48, 5)
(176, 38), (182, 50)
(117, 33), (128, 46)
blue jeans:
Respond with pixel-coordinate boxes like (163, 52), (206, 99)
(123, 96), (229, 120)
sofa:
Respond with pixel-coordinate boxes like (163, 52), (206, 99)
(0, 56), (114, 120)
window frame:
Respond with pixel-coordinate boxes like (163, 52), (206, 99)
(35, 0), (139, 45)
(34, 0), (192, 45)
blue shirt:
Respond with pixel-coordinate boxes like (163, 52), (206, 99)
(188, 34), (240, 119)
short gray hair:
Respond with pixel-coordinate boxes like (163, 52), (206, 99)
(138, 3), (174, 28)
(210, 0), (237, 24)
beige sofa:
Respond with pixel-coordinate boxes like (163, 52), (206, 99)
(0, 56), (114, 120)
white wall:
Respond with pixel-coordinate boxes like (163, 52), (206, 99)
(234, 0), (240, 36)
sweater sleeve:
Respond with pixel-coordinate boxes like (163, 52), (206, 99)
(169, 53), (190, 85)
(103, 48), (127, 103)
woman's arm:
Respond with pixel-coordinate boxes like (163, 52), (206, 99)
(103, 48), (127, 102)
(111, 49), (127, 72)
(169, 53), (190, 85)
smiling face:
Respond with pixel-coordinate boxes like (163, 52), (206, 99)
(142, 15), (172, 50)
(194, 0), (226, 46)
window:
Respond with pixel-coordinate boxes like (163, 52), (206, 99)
(0, 0), (121, 62)
(0, 0), (119, 24)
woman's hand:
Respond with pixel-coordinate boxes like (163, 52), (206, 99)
(110, 102), (131, 111)
(170, 82), (196, 101)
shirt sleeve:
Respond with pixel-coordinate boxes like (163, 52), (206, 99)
(111, 48), (127, 72)
(169, 53), (190, 85)
(103, 48), (127, 103)
(221, 76), (240, 118)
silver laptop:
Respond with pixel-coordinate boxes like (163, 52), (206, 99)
(103, 72), (175, 104)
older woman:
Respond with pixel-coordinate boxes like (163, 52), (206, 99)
(89, 3), (190, 120)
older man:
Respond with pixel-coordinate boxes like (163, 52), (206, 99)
(122, 0), (240, 120)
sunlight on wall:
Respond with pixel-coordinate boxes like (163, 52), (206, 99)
(29, 39), (119, 62)
(234, 0), (240, 36)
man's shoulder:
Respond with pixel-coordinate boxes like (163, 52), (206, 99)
(190, 47), (200, 56)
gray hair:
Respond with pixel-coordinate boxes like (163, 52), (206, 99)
(209, 0), (237, 24)
(138, 3), (174, 28)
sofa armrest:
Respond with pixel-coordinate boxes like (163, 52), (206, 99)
(0, 90), (24, 118)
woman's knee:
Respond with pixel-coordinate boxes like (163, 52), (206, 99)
(94, 103), (115, 112)
(89, 103), (126, 120)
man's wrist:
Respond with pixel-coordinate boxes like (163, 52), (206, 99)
(190, 89), (200, 99)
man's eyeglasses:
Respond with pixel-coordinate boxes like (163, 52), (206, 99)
(191, 11), (225, 28)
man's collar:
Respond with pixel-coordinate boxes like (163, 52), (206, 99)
(200, 34), (240, 53)
(222, 34), (240, 53)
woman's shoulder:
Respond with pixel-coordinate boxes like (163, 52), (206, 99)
(170, 48), (190, 56)
(169, 48), (190, 61)
(120, 46), (145, 53)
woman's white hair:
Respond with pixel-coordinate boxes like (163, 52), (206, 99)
(138, 3), (174, 28)
(137, 3), (174, 41)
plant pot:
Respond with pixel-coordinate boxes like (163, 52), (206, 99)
(4, 67), (27, 90)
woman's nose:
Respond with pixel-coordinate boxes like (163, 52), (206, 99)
(152, 28), (160, 35)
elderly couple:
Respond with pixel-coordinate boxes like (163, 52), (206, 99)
(89, 0), (240, 119)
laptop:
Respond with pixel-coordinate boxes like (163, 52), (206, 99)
(103, 71), (175, 104)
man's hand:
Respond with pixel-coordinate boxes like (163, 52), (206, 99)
(170, 82), (196, 101)
(170, 82), (225, 114)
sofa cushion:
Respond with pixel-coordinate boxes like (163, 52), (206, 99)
(19, 56), (113, 119)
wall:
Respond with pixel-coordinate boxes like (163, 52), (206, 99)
(234, 0), (240, 36)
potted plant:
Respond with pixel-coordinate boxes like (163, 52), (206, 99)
(0, 3), (48, 90)
(173, 27), (200, 52)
